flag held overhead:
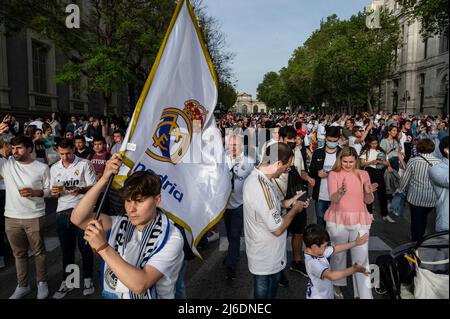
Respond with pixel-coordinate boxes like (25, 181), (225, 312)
(114, 0), (231, 251)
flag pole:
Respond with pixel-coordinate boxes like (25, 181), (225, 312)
(94, 174), (115, 220)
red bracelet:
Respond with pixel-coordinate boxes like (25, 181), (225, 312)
(96, 242), (109, 253)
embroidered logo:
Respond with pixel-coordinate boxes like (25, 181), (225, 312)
(145, 100), (208, 165)
(105, 266), (118, 290)
(272, 211), (282, 224)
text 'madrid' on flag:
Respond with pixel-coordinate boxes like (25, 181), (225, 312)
(113, 0), (231, 252)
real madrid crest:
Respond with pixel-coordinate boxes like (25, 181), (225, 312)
(105, 266), (118, 290)
(145, 99), (208, 165)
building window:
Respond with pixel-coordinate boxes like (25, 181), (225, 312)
(393, 91), (398, 114)
(72, 81), (81, 99)
(423, 37), (428, 59)
(420, 73), (425, 85)
(419, 88), (425, 113)
(440, 33), (449, 53)
(32, 41), (48, 94)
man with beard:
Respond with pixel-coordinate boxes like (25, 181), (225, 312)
(0, 123), (51, 299)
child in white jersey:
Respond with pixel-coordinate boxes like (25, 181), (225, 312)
(303, 224), (370, 299)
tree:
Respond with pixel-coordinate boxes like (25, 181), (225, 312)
(397, 0), (449, 36)
(1, 0), (235, 115)
(192, 0), (236, 111)
(257, 10), (400, 114)
(1, 0), (177, 116)
(257, 72), (290, 111)
(218, 82), (237, 111)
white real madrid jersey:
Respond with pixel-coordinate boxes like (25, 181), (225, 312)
(243, 168), (287, 275)
(50, 156), (97, 212)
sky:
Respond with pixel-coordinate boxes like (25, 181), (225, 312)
(204, 0), (370, 98)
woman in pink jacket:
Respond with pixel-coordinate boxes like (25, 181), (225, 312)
(324, 146), (378, 299)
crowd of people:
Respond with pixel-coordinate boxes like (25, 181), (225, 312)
(0, 109), (448, 299)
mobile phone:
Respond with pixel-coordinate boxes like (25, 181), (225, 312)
(299, 192), (309, 202)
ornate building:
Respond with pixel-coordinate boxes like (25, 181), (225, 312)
(368, 0), (449, 115)
(0, 1), (129, 119)
(232, 92), (267, 114)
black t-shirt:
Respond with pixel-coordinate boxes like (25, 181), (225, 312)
(402, 130), (414, 162)
(34, 140), (47, 164)
(75, 147), (94, 160)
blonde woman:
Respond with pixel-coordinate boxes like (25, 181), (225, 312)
(324, 146), (378, 299)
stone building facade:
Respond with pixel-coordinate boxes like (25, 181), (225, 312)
(232, 92), (268, 114)
(0, 3), (129, 121)
(368, 0), (449, 115)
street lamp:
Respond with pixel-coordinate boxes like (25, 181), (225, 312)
(401, 90), (410, 113)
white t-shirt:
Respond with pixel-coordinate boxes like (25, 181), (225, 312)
(305, 246), (335, 299)
(226, 153), (254, 209)
(349, 136), (364, 156)
(50, 156), (97, 212)
(400, 132), (411, 154)
(318, 151), (337, 201)
(109, 216), (184, 299)
(317, 124), (326, 140)
(0, 158), (50, 219)
(360, 149), (381, 169)
(28, 120), (44, 130)
(243, 168), (287, 275)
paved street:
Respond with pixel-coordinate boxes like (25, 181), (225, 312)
(0, 196), (436, 299)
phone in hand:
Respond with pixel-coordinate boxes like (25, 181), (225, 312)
(299, 192), (309, 202)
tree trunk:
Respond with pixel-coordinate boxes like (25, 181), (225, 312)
(367, 91), (373, 114)
(128, 82), (136, 114)
(103, 92), (111, 117)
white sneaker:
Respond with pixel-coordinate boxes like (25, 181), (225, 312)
(333, 286), (344, 299)
(52, 281), (74, 299)
(0, 256), (5, 269)
(9, 285), (31, 299)
(207, 231), (220, 243)
(83, 278), (95, 296)
(383, 215), (396, 223)
(37, 281), (49, 299)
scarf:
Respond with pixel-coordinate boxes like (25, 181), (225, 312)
(101, 209), (171, 299)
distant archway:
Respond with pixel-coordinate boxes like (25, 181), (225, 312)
(253, 105), (258, 113)
(242, 104), (248, 113)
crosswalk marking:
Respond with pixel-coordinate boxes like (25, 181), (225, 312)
(219, 236), (391, 252)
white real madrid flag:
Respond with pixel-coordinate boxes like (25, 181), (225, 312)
(114, 0), (231, 249)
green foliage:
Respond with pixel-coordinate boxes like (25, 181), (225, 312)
(398, 0), (449, 36)
(257, 9), (400, 113)
(256, 71), (290, 111)
(218, 82), (238, 111)
(1, 0), (235, 115)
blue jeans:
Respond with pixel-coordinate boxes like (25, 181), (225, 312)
(253, 271), (282, 299)
(315, 200), (330, 228)
(56, 209), (93, 280)
(224, 206), (243, 271)
(175, 260), (187, 299)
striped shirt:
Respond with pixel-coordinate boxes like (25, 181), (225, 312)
(398, 153), (441, 207)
